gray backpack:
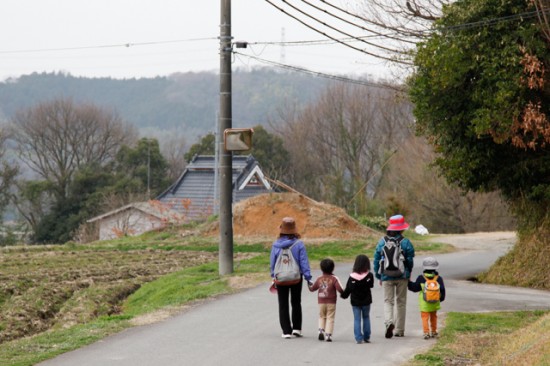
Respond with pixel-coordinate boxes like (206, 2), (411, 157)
(273, 241), (301, 285)
(379, 236), (405, 277)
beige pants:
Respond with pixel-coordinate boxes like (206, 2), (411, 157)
(382, 279), (408, 334)
(318, 303), (337, 334)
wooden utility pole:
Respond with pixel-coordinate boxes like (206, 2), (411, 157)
(218, 0), (233, 275)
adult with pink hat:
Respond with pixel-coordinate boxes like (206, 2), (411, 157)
(373, 214), (416, 339)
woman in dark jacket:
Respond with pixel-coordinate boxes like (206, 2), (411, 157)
(341, 254), (374, 343)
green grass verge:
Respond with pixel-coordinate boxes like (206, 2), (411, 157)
(408, 311), (549, 366)
(0, 316), (131, 366)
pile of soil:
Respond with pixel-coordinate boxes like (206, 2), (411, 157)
(210, 193), (377, 240)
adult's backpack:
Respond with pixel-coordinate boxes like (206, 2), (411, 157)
(379, 236), (405, 277)
(273, 241), (301, 286)
(423, 275), (441, 303)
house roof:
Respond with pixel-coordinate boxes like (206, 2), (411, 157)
(155, 155), (273, 220)
(157, 155), (271, 198)
(87, 201), (185, 223)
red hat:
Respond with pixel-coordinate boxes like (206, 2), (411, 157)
(387, 214), (409, 231)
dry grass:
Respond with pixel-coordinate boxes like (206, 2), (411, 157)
(482, 313), (550, 365)
(480, 226), (550, 290)
(408, 311), (549, 366)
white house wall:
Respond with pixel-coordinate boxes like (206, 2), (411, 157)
(98, 209), (165, 240)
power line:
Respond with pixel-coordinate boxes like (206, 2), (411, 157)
(277, 0), (408, 57)
(438, 10), (542, 32)
(233, 51), (405, 92)
(318, 0), (423, 39)
(263, 0), (412, 65)
(0, 37), (218, 55)
(299, 0), (417, 45)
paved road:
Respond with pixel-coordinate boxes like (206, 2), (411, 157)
(39, 232), (550, 366)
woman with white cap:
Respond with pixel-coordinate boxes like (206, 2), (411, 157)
(373, 214), (416, 339)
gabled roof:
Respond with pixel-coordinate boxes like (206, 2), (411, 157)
(155, 155), (273, 220)
(157, 154), (271, 198)
(87, 201), (184, 223)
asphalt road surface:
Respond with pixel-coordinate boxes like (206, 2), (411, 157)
(39, 232), (550, 366)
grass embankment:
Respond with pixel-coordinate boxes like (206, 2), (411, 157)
(479, 226), (550, 290)
(408, 311), (550, 366)
(411, 225), (550, 366)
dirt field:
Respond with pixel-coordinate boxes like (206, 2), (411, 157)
(0, 247), (218, 344)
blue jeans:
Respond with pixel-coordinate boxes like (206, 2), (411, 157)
(352, 305), (371, 342)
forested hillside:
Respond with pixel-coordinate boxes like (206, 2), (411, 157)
(0, 68), (329, 142)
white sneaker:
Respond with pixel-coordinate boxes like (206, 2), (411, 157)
(282, 334), (292, 339)
(292, 330), (303, 337)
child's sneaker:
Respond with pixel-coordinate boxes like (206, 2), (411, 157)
(430, 331), (439, 338)
(325, 334), (332, 342)
(423, 333), (431, 340)
(282, 334), (292, 339)
(318, 328), (325, 341)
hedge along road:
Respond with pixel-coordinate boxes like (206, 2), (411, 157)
(39, 232), (550, 366)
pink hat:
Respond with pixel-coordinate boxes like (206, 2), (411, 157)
(387, 214), (409, 231)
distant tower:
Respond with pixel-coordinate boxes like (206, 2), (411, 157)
(280, 27), (286, 64)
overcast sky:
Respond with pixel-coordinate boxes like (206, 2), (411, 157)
(0, 0), (395, 81)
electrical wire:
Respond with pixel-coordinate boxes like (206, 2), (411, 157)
(299, 0), (417, 45)
(318, 0), (419, 37)
(233, 51), (405, 93)
(0, 37), (218, 55)
(264, 0), (412, 65)
(278, 0), (407, 56)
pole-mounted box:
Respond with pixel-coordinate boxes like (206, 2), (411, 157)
(224, 128), (254, 151)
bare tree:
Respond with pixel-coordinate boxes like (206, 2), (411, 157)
(277, 82), (411, 212)
(159, 133), (187, 183)
(375, 135), (516, 233)
(0, 126), (18, 215)
(10, 99), (137, 199)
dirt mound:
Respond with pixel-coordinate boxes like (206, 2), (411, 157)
(213, 193), (376, 240)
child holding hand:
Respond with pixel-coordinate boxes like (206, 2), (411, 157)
(308, 258), (344, 342)
(408, 257), (446, 339)
(341, 254), (374, 344)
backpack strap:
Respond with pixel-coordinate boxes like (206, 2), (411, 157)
(288, 240), (299, 250)
(383, 236), (403, 245)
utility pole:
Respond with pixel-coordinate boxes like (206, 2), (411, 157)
(146, 138), (151, 199)
(218, 0), (233, 275)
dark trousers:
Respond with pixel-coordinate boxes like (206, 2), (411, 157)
(276, 279), (303, 335)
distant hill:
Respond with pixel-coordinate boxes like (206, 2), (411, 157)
(0, 68), (330, 142)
